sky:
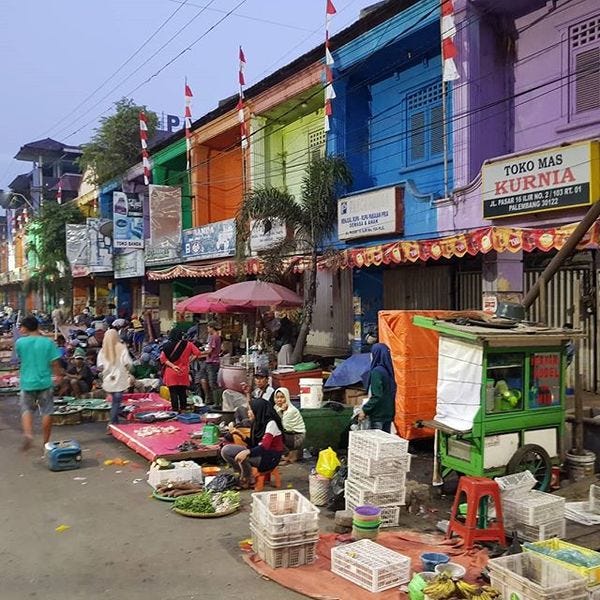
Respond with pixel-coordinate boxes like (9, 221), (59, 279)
(0, 0), (373, 190)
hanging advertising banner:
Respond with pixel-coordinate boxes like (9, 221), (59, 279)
(146, 185), (182, 266)
(338, 186), (404, 240)
(113, 191), (144, 249)
(482, 141), (600, 219)
(114, 249), (145, 279)
(65, 223), (90, 277)
(86, 218), (113, 273)
(182, 218), (236, 262)
(249, 218), (287, 252)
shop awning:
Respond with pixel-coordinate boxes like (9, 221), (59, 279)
(146, 221), (600, 280)
(327, 221), (600, 270)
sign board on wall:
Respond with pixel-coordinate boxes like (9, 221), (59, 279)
(86, 218), (113, 273)
(482, 141), (600, 219)
(250, 218), (287, 252)
(338, 186), (404, 240)
(113, 191), (144, 249)
(66, 224), (90, 277)
(114, 249), (145, 279)
(182, 219), (236, 262)
(146, 185), (182, 265)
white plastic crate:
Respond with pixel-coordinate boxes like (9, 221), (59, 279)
(503, 490), (565, 526)
(505, 518), (566, 542)
(345, 498), (401, 528)
(347, 469), (406, 494)
(488, 552), (587, 600)
(251, 489), (319, 536)
(589, 484), (600, 514)
(249, 517), (319, 546)
(345, 478), (405, 508)
(347, 450), (411, 475)
(495, 470), (537, 497)
(251, 527), (317, 569)
(147, 461), (202, 489)
(331, 539), (411, 592)
(348, 430), (409, 460)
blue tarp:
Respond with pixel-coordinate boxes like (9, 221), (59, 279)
(324, 353), (371, 389)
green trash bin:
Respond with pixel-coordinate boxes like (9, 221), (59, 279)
(300, 406), (353, 451)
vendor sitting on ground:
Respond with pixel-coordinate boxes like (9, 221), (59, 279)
(57, 347), (95, 398)
(131, 352), (160, 392)
(221, 397), (284, 489)
(273, 386), (306, 463)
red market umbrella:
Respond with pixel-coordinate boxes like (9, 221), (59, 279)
(175, 293), (252, 314)
(207, 280), (303, 308)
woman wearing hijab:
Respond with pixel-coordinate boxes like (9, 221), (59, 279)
(97, 328), (133, 426)
(273, 387), (306, 462)
(159, 328), (202, 413)
(359, 342), (396, 433)
(221, 397), (285, 488)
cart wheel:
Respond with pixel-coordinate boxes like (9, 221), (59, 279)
(506, 444), (552, 491)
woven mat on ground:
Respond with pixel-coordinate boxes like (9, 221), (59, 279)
(243, 530), (489, 599)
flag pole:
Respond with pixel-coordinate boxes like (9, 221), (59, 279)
(184, 78), (194, 224)
(440, 0), (459, 200)
(238, 47), (248, 197)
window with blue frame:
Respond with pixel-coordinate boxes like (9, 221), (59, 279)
(406, 82), (444, 165)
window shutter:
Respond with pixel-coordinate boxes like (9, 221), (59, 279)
(575, 47), (600, 113)
(410, 111), (426, 162)
(430, 105), (444, 155)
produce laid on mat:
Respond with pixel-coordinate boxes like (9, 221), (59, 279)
(420, 573), (500, 599)
(172, 490), (241, 517)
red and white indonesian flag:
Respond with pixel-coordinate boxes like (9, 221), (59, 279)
(441, 0), (459, 81)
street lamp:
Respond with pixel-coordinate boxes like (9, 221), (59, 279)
(0, 189), (35, 211)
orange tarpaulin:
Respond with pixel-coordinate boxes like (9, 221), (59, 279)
(379, 310), (449, 440)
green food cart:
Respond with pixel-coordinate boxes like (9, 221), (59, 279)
(413, 316), (581, 490)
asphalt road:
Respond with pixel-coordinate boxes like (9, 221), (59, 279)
(0, 395), (304, 600)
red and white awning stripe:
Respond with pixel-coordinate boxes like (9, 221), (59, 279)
(238, 46), (248, 150)
(441, 0), (459, 81)
(56, 181), (62, 205)
(184, 81), (193, 170)
(139, 111), (150, 186)
(324, 0), (336, 132)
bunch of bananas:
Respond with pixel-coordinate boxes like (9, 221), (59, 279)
(423, 575), (501, 599)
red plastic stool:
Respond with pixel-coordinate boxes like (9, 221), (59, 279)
(446, 476), (506, 549)
(252, 467), (282, 491)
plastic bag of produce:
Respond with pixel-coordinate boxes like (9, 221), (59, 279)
(316, 447), (341, 479)
(205, 473), (237, 492)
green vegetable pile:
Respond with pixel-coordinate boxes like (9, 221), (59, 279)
(173, 490), (240, 514)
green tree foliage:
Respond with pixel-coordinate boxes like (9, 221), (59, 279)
(237, 156), (352, 362)
(25, 201), (86, 305)
(78, 98), (158, 186)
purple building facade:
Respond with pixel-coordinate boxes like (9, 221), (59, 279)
(439, 0), (599, 388)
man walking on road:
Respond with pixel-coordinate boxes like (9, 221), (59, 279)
(15, 315), (63, 451)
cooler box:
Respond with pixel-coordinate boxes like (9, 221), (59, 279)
(45, 440), (82, 471)
(271, 369), (322, 397)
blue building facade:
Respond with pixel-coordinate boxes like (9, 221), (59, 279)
(329, 0), (452, 350)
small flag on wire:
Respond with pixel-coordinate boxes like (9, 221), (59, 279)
(441, 0), (459, 81)
(139, 111), (150, 185)
(324, 0), (336, 132)
(56, 181), (62, 205)
(184, 81), (193, 170)
(238, 46), (248, 149)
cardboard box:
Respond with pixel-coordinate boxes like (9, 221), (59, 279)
(344, 387), (367, 406)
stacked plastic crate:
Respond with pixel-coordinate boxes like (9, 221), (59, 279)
(250, 489), (320, 568)
(495, 471), (566, 542)
(345, 430), (411, 528)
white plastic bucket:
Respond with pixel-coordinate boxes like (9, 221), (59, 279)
(299, 378), (323, 409)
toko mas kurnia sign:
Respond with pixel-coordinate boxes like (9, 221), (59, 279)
(482, 141), (599, 219)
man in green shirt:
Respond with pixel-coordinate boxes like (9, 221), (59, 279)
(15, 315), (63, 451)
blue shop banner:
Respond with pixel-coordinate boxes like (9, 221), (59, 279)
(113, 191), (144, 249)
(182, 219), (236, 262)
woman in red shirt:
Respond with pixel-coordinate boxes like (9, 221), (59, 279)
(160, 329), (202, 412)
(221, 398), (284, 488)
